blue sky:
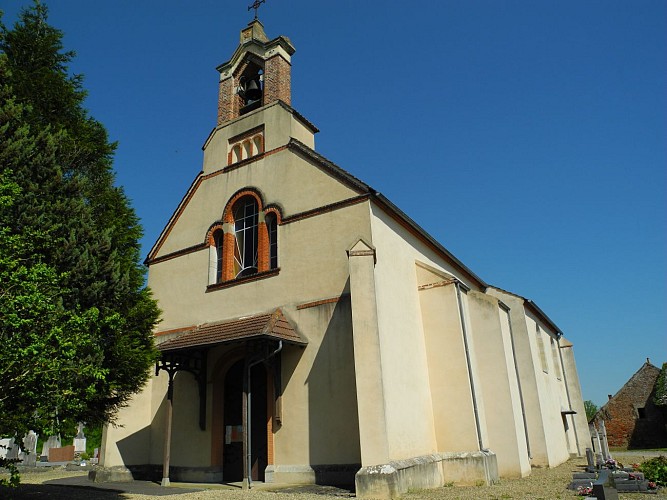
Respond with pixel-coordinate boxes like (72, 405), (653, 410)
(2, 1), (665, 408)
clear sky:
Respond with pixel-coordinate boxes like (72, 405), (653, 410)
(2, 0), (665, 408)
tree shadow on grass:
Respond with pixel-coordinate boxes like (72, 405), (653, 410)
(3, 476), (203, 499)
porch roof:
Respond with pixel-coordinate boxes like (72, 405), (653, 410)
(156, 309), (306, 352)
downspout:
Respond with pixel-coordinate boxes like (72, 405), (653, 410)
(557, 336), (580, 455)
(245, 340), (283, 489)
(500, 301), (532, 459)
(455, 281), (484, 451)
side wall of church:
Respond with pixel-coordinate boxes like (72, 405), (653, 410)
(368, 204), (488, 462)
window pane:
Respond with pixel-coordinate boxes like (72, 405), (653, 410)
(233, 197), (258, 278)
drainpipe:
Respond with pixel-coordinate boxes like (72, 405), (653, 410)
(557, 336), (580, 455)
(245, 341), (283, 489)
(455, 281), (484, 451)
(500, 301), (532, 459)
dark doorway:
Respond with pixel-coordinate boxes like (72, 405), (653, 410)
(223, 359), (268, 482)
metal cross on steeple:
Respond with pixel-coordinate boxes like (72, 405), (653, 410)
(248, 0), (266, 20)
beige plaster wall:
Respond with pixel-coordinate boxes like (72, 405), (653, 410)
(523, 312), (570, 467)
(418, 282), (480, 452)
(485, 289), (549, 466)
(368, 205), (486, 461)
(156, 148), (358, 259)
(467, 291), (530, 478)
(275, 300), (361, 466)
(559, 338), (591, 455)
(202, 102), (315, 175)
(101, 377), (156, 467)
(141, 197), (371, 469)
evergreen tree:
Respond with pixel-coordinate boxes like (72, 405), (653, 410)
(0, 2), (160, 437)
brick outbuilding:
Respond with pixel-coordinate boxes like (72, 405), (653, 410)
(593, 360), (667, 448)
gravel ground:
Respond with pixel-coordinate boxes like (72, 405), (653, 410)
(2, 453), (666, 499)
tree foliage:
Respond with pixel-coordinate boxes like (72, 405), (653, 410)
(584, 400), (599, 422)
(655, 362), (667, 407)
(0, 2), (160, 440)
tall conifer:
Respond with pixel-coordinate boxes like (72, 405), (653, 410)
(0, 2), (160, 434)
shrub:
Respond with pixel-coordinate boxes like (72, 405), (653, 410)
(639, 456), (667, 486)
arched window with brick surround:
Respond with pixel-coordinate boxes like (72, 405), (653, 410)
(209, 189), (281, 286)
(233, 196), (259, 278)
(207, 225), (225, 285)
(265, 211), (278, 270)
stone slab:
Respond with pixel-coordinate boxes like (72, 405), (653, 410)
(89, 466), (134, 483)
(48, 446), (74, 462)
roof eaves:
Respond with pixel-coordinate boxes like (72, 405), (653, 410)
(145, 172), (204, 265)
(287, 139), (371, 194)
(371, 192), (488, 290)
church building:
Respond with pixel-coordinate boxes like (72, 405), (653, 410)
(100, 19), (591, 498)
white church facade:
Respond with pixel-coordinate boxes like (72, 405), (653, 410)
(100, 20), (590, 498)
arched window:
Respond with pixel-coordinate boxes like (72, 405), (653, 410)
(266, 212), (278, 269)
(213, 229), (224, 283)
(253, 135), (263, 155)
(233, 196), (259, 278)
(232, 144), (242, 164)
(242, 140), (252, 160)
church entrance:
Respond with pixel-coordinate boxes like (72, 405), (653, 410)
(223, 359), (268, 482)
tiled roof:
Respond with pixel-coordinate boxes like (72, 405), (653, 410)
(157, 309), (306, 352)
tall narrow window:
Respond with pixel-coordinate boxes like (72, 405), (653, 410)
(266, 213), (278, 269)
(551, 337), (562, 379)
(213, 229), (224, 283)
(537, 325), (548, 373)
(233, 197), (258, 277)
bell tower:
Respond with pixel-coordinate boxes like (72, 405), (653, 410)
(216, 20), (295, 125)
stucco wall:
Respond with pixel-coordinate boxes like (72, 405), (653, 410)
(468, 291), (530, 477)
(368, 204), (486, 462)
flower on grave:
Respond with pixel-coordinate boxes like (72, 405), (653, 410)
(576, 485), (593, 496)
(629, 473), (640, 480)
(604, 458), (621, 469)
(648, 481), (657, 490)
(631, 463), (640, 470)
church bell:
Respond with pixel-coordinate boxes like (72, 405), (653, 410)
(241, 75), (262, 103)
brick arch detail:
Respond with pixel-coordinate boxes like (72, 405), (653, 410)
(205, 222), (224, 246)
(222, 188), (265, 224)
(263, 205), (283, 224)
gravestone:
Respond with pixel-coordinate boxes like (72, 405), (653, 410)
(40, 435), (61, 460)
(599, 420), (611, 461)
(5, 437), (20, 460)
(49, 445), (75, 462)
(0, 438), (12, 459)
(21, 431), (38, 467)
(73, 423), (86, 453)
(585, 447), (595, 470)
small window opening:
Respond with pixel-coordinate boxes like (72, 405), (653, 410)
(637, 407), (646, 419)
(243, 140), (252, 160)
(266, 213), (278, 269)
(253, 135), (263, 155)
(214, 230), (223, 283)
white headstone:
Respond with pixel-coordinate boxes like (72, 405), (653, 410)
(5, 437), (20, 460)
(40, 435), (61, 459)
(74, 437), (87, 453)
(21, 431), (38, 467)
(0, 438), (12, 459)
